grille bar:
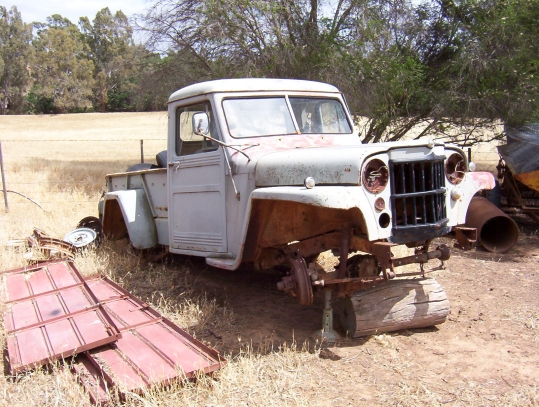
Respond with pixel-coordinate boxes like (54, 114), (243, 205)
(389, 157), (448, 239)
(392, 188), (447, 199)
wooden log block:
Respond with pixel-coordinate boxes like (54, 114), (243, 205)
(338, 278), (450, 338)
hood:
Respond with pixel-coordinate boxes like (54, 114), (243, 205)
(253, 139), (448, 187)
(255, 144), (385, 186)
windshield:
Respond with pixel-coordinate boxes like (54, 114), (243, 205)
(222, 96), (352, 138)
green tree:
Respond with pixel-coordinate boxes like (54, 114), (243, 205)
(338, 0), (539, 144)
(32, 15), (95, 113)
(0, 6), (33, 114)
(133, 51), (199, 111)
(334, 0), (437, 143)
(80, 8), (139, 112)
(439, 0), (539, 127)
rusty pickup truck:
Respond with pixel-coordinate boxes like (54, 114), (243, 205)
(99, 78), (495, 335)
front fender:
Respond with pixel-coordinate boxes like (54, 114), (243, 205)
(453, 171), (496, 225)
(102, 189), (157, 249)
(250, 186), (380, 241)
(206, 185), (383, 271)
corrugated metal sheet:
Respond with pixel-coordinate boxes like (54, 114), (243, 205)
(499, 124), (539, 175)
(1, 261), (121, 373)
(71, 276), (226, 403)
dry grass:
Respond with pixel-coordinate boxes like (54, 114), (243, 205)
(0, 113), (536, 406)
(503, 306), (539, 343)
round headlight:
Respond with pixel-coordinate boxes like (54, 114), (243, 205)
(446, 153), (465, 184)
(469, 161), (477, 172)
(363, 159), (388, 194)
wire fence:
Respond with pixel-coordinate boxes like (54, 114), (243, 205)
(0, 136), (501, 213)
(0, 138), (167, 212)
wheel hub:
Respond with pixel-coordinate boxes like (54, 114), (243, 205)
(276, 256), (313, 306)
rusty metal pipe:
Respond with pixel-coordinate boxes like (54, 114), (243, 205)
(392, 245), (450, 268)
(464, 196), (519, 253)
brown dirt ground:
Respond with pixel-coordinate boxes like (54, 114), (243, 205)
(131, 214), (539, 405)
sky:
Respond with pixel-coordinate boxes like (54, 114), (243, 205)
(10, 0), (150, 25)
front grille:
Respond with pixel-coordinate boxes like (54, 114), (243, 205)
(389, 155), (449, 242)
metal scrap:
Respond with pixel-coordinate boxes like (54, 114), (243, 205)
(0, 258), (226, 405)
(71, 275), (226, 404)
(5, 228), (77, 260)
(1, 260), (122, 373)
(496, 124), (539, 223)
(4, 219), (104, 261)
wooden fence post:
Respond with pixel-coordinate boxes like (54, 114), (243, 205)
(0, 141), (9, 213)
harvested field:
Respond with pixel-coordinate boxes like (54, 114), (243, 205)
(0, 113), (537, 406)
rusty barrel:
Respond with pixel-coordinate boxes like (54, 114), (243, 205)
(464, 196), (519, 253)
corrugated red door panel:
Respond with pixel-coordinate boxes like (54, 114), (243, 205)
(136, 323), (215, 373)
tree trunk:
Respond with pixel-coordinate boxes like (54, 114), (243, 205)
(1, 93), (7, 115)
(338, 278), (450, 338)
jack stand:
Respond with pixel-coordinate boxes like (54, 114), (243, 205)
(314, 289), (342, 343)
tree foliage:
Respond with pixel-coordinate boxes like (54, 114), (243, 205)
(80, 8), (139, 112)
(441, 0), (539, 127)
(0, 6), (33, 114)
(138, 0), (361, 79)
(0, 6), (147, 114)
(137, 0), (539, 143)
(1, 0), (538, 144)
(32, 16), (95, 113)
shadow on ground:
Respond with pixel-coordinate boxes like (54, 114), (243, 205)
(100, 241), (372, 355)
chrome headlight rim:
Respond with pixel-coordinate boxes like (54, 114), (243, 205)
(362, 158), (389, 194)
(445, 153), (466, 185)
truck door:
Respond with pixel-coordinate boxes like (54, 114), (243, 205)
(167, 100), (227, 253)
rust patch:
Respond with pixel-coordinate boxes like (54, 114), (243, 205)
(102, 199), (127, 240)
(515, 169), (539, 193)
(243, 199), (367, 264)
(469, 171), (496, 190)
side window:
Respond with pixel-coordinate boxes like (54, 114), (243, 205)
(175, 102), (218, 156)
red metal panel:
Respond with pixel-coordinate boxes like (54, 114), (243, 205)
(1, 261), (121, 373)
(4, 274), (30, 301)
(70, 355), (111, 406)
(72, 276), (226, 401)
(47, 261), (80, 288)
(94, 344), (150, 388)
(2, 261), (82, 302)
(94, 331), (178, 389)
